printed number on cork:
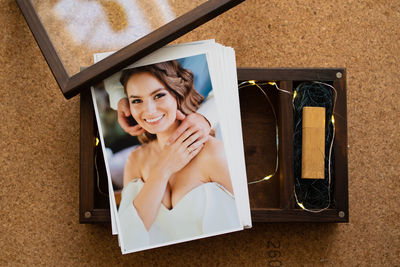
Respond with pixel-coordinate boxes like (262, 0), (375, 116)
(266, 240), (282, 266)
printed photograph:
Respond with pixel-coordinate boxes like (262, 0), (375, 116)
(91, 54), (242, 253)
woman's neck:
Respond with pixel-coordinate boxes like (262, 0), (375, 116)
(155, 120), (180, 150)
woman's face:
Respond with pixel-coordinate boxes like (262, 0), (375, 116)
(126, 72), (178, 134)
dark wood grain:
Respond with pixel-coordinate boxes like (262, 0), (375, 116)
(251, 208), (347, 223)
(333, 69), (349, 222)
(87, 209), (111, 222)
(237, 68), (342, 82)
(80, 88), (112, 223)
(278, 81), (295, 209)
(79, 88), (95, 223)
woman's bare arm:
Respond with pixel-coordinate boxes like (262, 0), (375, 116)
(123, 147), (170, 231)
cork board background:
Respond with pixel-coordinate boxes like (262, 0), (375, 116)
(1, 0), (399, 265)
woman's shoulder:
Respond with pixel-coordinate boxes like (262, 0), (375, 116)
(201, 136), (224, 156)
(196, 136), (225, 164)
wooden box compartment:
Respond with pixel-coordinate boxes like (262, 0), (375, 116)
(79, 68), (348, 223)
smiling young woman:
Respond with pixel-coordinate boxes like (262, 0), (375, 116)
(117, 60), (241, 251)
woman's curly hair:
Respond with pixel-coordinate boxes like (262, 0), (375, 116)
(120, 60), (204, 143)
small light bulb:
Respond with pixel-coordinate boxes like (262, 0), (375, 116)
(95, 138), (99, 147)
(263, 174), (273, 181)
(331, 115), (335, 124)
(268, 82), (276, 86)
(298, 202), (305, 210)
(249, 80), (256, 85)
(293, 91), (297, 99)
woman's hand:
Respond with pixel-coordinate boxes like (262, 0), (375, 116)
(117, 98), (146, 136)
(167, 110), (211, 146)
(156, 127), (207, 177)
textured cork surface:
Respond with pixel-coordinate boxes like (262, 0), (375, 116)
(1, 0), (399, 265)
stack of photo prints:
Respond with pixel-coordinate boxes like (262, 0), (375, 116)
(91, 40), (252, 254)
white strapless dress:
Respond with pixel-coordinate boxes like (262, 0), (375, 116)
(118, 179), (241, 253)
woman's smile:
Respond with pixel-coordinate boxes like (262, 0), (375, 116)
(144, 114), (165, 124)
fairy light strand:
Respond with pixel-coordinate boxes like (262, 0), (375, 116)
(238, 80), (291, 185)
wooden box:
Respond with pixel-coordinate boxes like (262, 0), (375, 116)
(79, 68), (348, 223)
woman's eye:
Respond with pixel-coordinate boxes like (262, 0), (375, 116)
(131, 99), (142, 104)
(154, 93), (166, 99)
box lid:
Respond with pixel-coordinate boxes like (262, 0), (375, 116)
(16, 0), (244, 99)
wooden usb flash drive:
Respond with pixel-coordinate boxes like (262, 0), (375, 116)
(302, 106), (326, 179)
